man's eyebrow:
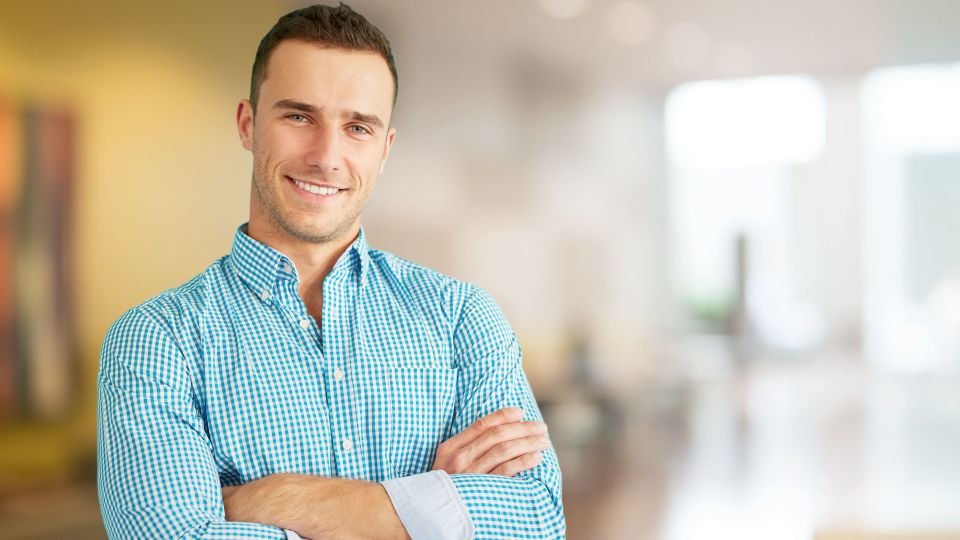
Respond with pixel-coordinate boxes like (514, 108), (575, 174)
(272, 99), (318, 113)
(345, 110), (384, 129)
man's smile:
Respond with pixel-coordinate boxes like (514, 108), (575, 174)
(285, 174), (348, 198)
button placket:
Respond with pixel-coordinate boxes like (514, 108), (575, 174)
(322, 274), (366, 474)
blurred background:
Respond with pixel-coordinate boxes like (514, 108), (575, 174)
(2, 0), (960, 538)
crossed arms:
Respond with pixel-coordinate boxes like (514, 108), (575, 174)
(219, 408), (550, 538)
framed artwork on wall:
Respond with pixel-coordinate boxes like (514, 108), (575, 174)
(0, 97), (77, 422)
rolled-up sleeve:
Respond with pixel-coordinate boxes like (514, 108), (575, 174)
(381, 470), (473, 539)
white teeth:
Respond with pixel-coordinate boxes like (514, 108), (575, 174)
(292, 178), (339, 196)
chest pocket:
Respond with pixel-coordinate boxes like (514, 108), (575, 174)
(387, 365), (458, 477)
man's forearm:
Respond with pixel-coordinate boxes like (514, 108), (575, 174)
(223, 474), (410, 540)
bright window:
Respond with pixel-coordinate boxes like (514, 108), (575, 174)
(666, 75), (826, 348)
(862, 63), (960, 371)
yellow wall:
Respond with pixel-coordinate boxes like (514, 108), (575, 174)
(0, 0), (284, 488)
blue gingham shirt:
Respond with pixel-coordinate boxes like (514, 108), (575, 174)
(97, 224), (565, 539)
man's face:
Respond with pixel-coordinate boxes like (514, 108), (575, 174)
(237, 40), (396, 244)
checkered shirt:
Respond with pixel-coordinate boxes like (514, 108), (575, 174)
(97, 224), (565, 539)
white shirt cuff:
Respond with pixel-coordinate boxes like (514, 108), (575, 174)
(381, 470), (474, 539)
(284, 529), (305, 540)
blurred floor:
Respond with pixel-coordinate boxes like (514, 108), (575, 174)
(559, 342), (960, 540)
(3, 347), (960, 540)
(0, 483), (103, 540)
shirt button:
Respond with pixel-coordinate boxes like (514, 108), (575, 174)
(333, 368), (344, 380)
(299, 319), (310, 329)
(260, 289), (271, 301)
(341, 438), (353, 451)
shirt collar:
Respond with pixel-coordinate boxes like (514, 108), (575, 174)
(230, 223), (370, 299)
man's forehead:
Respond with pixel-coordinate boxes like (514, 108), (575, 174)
(261, 40), (394, 108)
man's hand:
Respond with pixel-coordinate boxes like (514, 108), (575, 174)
(432, 407), (551, 477)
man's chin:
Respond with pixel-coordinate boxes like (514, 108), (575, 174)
(282, 221), (352, 244)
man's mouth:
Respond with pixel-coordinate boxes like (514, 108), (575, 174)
(286, 175), (345, 196)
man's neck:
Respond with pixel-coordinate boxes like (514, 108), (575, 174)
(245, 219), (359, 320)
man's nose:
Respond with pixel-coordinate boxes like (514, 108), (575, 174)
(303, 126), (343, 173)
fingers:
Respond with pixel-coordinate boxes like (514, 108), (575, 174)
(473, 433), (551, 474)
(430, 407), (551, 476)
(442, 407), (525, 451)
(489, 451), (545, 477)
(466, 420), (547, 464)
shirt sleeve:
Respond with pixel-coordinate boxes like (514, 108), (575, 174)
(97, 307), (285, 539)
(446, 286), (567, 539)
(381, 470), (473, 539)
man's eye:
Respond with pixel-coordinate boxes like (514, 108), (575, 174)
(287, 114), (308, 123)
(348, 125), (371, 135)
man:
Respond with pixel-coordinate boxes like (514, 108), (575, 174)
(96, 3), (565, 539)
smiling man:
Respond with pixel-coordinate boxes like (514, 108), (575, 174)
(96, 3), (565, 540)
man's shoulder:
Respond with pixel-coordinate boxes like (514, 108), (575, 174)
(368, 247), (467, 290)
(367, 248), (509, 331)
(367, 247), (475, 310)
(103, 257), (230, 348)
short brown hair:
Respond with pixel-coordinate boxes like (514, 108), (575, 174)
(249, 2), (398, 111)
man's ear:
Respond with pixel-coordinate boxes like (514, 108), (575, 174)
(236, 99), (255, 151)
(379, 127), (396, 175)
